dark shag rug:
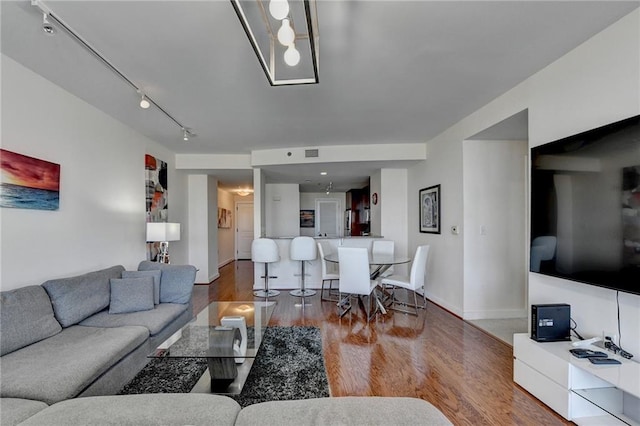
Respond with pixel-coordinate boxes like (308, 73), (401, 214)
(119, 326), (330, 407)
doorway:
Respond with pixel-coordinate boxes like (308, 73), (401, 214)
(235, 201), (253, 260)
(462, 110), (529, 345)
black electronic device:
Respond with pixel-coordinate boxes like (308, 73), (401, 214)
(569, 348), (608, 358)
(588, 357), (622, 365)
(531, 304), (571, 342)
(530, 114), (640, 296)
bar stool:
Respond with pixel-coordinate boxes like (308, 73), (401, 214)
(289, 236), (317, 297)
(251, 238), (280, 297)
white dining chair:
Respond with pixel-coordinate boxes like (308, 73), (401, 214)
(371, 240), (395, 277)
(338, 247), (379, 322)
(317, 241), (340, 302)
(380, 245), (430, 315)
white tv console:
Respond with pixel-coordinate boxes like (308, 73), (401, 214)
(513, 333), (640, 425)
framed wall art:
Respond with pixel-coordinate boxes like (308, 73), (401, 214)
(300, 209), (315, 228)
(419, 184), (440, 234)
(0, 149), (60, 211)
(218, 207), (232, 228)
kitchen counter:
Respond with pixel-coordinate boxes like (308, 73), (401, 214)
(253, 236), (385, 291)
(265, 235), (384, 239)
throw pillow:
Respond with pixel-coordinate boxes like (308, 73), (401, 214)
(109, 277), (155, 314)
(121, 270), (161, 304)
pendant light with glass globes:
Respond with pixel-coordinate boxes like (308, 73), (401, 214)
(269, 0), (301, 68)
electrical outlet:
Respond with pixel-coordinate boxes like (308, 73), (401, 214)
(602, 331), (619, 346)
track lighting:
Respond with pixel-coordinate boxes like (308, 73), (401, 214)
(139, 94), (150, 109)
(42, 13), (55, 35)
(31, 1), (196, 144)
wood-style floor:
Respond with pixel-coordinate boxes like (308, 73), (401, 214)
(193, 261), (570, 426)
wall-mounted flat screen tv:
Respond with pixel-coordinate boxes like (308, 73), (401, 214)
(530, 114), (640, 296)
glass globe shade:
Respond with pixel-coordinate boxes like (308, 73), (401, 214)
(269, 0), (289, 20)
(284, 44), (300, 66)
(277, 18), (295, 46)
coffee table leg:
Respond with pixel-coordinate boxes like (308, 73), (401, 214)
(207, 358), (238, 392)
(208, 328), (241, 392)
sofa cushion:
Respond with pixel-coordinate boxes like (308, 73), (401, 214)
(109, 277), (155, 314)
(0, 325), (148, 405)
(0, 286), (62, 356)
(0, 398), (48, 426)
(42, 265), (125, 327)
(122, 270), (161, 304)
(138, 261), (196, 304)
(80, 303), (188, 336)
(234, 397), (453, 426)
(18, 394), (241, 426)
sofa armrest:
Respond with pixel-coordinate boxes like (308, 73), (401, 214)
(137, 261), (196, 305)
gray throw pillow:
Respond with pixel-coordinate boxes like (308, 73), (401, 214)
(121, 270), (161, 304)
(109, 277), (155, 314)
(138, 261), (196, 304)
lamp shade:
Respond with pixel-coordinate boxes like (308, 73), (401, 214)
(146, 222), (181, 242)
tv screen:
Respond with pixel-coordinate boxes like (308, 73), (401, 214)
(530, 115), (640, 296)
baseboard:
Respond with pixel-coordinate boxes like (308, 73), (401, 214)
(421, 290), (463, 318)
(218, 258), (235, 268)
(463, 308), (527, 320)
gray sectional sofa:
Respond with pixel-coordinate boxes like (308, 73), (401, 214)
(0, 261), (196, 406)
(2, 393), (453, 425)
(0, 261), (453, 425)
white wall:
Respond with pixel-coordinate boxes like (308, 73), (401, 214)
(0, 55), (187, 290)
(370, 171), (382, 236)
(463, 139), (528, 319)
(265, 183), (300, 237)
(410, 10), (640, 354)
(187, 175), (219, 283)
(380, 169), (409, 275)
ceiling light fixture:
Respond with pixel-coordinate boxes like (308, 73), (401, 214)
(42, 12), (55, 35)
(139, 93), (151, 109)
(231, 0), (319, 86)
(235, 188), (254, 197)
(31, 0), (195, 142)
(325, 181), (333, 195)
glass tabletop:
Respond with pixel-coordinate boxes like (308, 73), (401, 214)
(324, 252), (411, 265)
(151, 301), (276, 359)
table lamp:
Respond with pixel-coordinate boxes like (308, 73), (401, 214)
(146, 222), (180, 263)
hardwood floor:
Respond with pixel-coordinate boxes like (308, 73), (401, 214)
(193, 261), (570, 426)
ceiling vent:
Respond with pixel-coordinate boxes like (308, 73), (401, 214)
(305, 149), (319, 158)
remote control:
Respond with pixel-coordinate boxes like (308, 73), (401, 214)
(588, 357), (621, 365)
(569, 348), (608, 358)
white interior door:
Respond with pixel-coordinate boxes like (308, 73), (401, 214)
(236, 201), (254, 259)
(316, 199), (340, 237)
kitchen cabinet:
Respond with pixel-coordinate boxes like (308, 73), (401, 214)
(346, 187), (370, 236)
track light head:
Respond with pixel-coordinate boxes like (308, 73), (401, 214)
(139, 95), (150, 109)
(42, 13), (55, 35)
(182, 128), (196, 142)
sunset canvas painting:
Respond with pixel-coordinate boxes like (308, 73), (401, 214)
(0, 149), (60, 210)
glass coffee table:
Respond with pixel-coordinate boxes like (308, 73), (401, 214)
(150, 301), (275, 394)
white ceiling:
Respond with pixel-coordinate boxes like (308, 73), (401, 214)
(2, 1), (638, 191)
